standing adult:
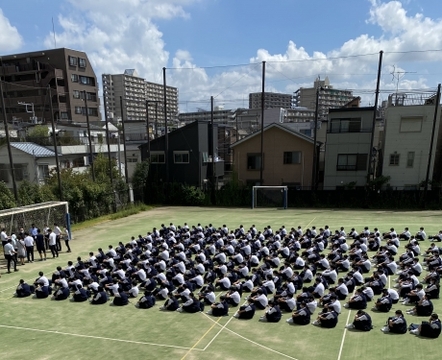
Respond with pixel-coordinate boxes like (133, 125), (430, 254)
(63, 226), (71, 253)
(16, 236), (27, 266)
(4, 239), (18, 273)
(53, 223), (62, 252)
(35, 229), (47, 261)
(48, 228), (59, 258)
(24, 232), (35, 263)
(1, 227), (9, 247)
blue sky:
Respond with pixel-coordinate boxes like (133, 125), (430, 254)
(1, 0), (442, 112)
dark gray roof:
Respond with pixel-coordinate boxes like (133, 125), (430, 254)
(11, 142), (57, 157)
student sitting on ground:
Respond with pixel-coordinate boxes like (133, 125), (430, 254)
(14, 279), (34, 298)
(409, 313), (441, 338)
(346, 310), (373, 331)
(233, 298), (256, 320)
(381, 310), (407, 334)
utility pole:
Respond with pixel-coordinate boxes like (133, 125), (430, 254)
(210, 96), (216, 204)
(145, 100), (151, 163)
(259, 61), (266, 186)
(424, 83), (441, 203)
(102, 84), (114, 186)
(119, 96), (129, 183)
(163, 67), (169, 183)
(84, 91), (95, 182)
(312, 86), (320, 190)
(0, 75), (18, 201)
(48, 87), (63, 200)
(367, 50), (384, 184)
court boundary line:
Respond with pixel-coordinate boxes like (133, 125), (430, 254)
(201, 313), (298, 360)
(202, 315), (234, 351)
(180, 316), (222, 360)
(0, 324), (202, 351)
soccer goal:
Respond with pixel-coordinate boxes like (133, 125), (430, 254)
(0, 201), (70, 236)
(252, 186), (288, 209)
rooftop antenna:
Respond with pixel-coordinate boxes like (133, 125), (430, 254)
(52, 17), (57, 48)
(390, 65), (416, 93)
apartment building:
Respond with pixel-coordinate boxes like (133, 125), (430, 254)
(102, 70), (179, 136)
(0, 48), (101, 124)
(249, 92), (293, 110)
(294, 76), (354, 119)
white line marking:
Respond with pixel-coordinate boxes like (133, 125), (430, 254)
(305, 217), (316, 229)
(0, 324), (201, 351)
(201, 314), (298, 360)
(0, 278), (34, 294)
(202, 315), (234, 351)
(337, 310), (352, 360)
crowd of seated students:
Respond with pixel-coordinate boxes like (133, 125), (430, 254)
(12, 222), (442, 338)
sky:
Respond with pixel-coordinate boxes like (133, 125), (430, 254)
(1, 0), (442, 113)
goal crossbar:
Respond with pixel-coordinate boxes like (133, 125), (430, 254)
(0, 201), (70, 236)
(252, 186), (288, 209)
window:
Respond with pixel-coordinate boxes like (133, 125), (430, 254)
(389, 153), (400, 166)
(15, 164), (28, 182)
(174, 151), (189, 164)
(68, 56), (77, 66)
(247, 153), (262, 170)
(0, 164), (9, 183)
(71, 74), (78, 82)
(75, 106), (83, 114)
(73, 90), (81, 99)
(38, 165), (49, 181)
(151, 152), (165, 164)
(78, 58), (86, 68)
(406, 152), (415, 167)
(400, 117), (423, 132)
(88, 108), (98, 116)
(330, 118), (362, 133)
(60, 112), (69, 119)
(283, 151), (301, 164)
(79, 76), (94, 85)
(336, 154), (367, 171)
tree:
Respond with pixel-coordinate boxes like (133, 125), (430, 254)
(131, 160), (149, 202)
(0, 181), (16, 210)
(26, 125), (51, 146)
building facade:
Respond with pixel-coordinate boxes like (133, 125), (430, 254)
(381, 93), (442, 189)
(249, 92), (293, 110)
(231, 123), (315, 187)
(323, 107), (378, 190)
(0, 48), (101, 124)
(102, 70), (179, 136)
(294, 77), (354, 119)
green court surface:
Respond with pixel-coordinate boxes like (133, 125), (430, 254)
(0, 207), (441, 360)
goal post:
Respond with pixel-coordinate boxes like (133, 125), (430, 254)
(0, 201), (70, 237)
(252, 186), (288, 209)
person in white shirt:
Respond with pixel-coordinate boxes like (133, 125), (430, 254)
(4, 239), (18, 273)
(24, 233), (35, 263)
(48, 229), (58, 258)
(53, 223), (62, 252)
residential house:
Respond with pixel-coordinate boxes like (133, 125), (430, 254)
(381, 93), (442, 189)
(0, 142), (57, 186)
(230, 122), (315, 187)
(322, 107), (380, 190)
(140, 120), (224, 188)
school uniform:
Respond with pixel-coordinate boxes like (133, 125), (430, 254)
(353, 312), (372, 331)
(91, 291), (108, 305)
(138, 294), (156, 309)
(420, 319), (441, 338)
(237, 303), (256, 319)
(292, 307), (311, 325)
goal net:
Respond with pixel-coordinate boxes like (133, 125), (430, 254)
(0, 201), (70, 238)
(252, 186), (288, 209)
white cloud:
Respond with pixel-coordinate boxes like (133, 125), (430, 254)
(42, 0), (442, 112)
(0, 9), (23, 53)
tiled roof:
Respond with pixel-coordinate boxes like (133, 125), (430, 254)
(11, 142), (57, 157)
